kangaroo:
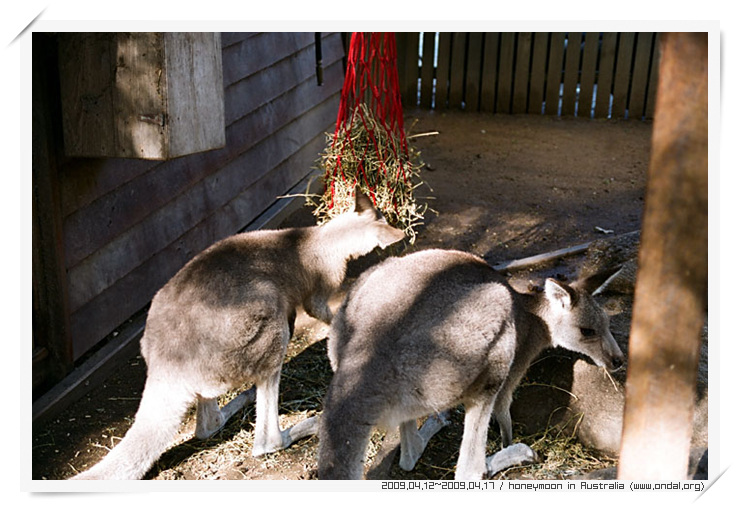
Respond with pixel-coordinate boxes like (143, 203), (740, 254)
(71, 188), (405, 480)
(318, 248), (624, 480)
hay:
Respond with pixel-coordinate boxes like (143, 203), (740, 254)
(493, 411), (618, 480)
(309, 103), (428, 244)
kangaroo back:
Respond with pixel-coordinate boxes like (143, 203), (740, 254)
(319, 249), (622, 480)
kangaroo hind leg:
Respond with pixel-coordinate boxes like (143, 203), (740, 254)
(493, 388), (514, 448)
(71, 378), (194, 480)
(252, 369), (319, 456)
(455, 395), (496, 480)
(195, 386), (257, 439)
(398, 411), (451, 471)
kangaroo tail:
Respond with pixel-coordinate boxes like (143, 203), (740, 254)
(71, 377), (193, 480)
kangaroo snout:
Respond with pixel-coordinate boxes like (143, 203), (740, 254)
(589, 346), (624, 372)
(606, 353), (625, 372)
(588, 346), (624, 373)
(611, 353), (625, 371)
(600, 337), (625, 372)
(605, 332), (625, 372)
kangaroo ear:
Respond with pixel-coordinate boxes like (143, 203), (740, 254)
(377, 224), (406, 248)
(545, 278), (574, 310)
(354, 186), (375, 214)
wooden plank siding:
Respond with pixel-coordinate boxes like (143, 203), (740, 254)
(37, 32), (346, 367)
(397, 31), (659, 120)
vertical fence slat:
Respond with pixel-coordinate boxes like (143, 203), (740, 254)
(594, 32), (618, 118)
(545, 32), (565, 115)
(644, 34), (661, 119)
(497, 32), (516, 114)
(398, 32), (421, 107)
(395, 33), (412, 106)
(480, 33), (500, 112)
(435, 32), (452, 109)
(628, 32), (655, 119)
(512, 32), (532, 114)
(577, 32), (600, 117)
(528, 32), (549, 114)
(394, 32), (407, 105)
(561, 32), (582, 116)
(449, 33), (467, 108)
(465, 32), (484, 111)
(419, 32), (436, 108)
(612, 32), (636, 119)
(407, 32), (421, 107)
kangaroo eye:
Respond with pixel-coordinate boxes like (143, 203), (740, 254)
(580, 327), (596, 337)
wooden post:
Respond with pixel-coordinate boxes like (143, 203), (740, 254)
(32, 33), (73, 396)
(618, 33), (708, 479)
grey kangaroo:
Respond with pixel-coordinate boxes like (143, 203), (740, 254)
(318, 248), (624, 480)
(71, 189), (405, 480)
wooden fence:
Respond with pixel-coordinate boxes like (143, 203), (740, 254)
(396, 32), (660, 120)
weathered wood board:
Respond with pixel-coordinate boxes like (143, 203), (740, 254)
(58, 32), (225, 159)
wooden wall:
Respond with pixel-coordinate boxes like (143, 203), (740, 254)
(32, 32), (345, 396)
(397, 32), (660, 120)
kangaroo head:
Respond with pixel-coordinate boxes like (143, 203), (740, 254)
(323, 187), (406, 258)
(542, 277), (625, 372)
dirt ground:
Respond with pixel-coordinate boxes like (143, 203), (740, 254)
(31, 109), (652, 481)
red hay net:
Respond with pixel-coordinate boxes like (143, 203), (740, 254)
(335, 32), (408, 154)
(326, 32), (411, 209)
(314, 32), (425, 242)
